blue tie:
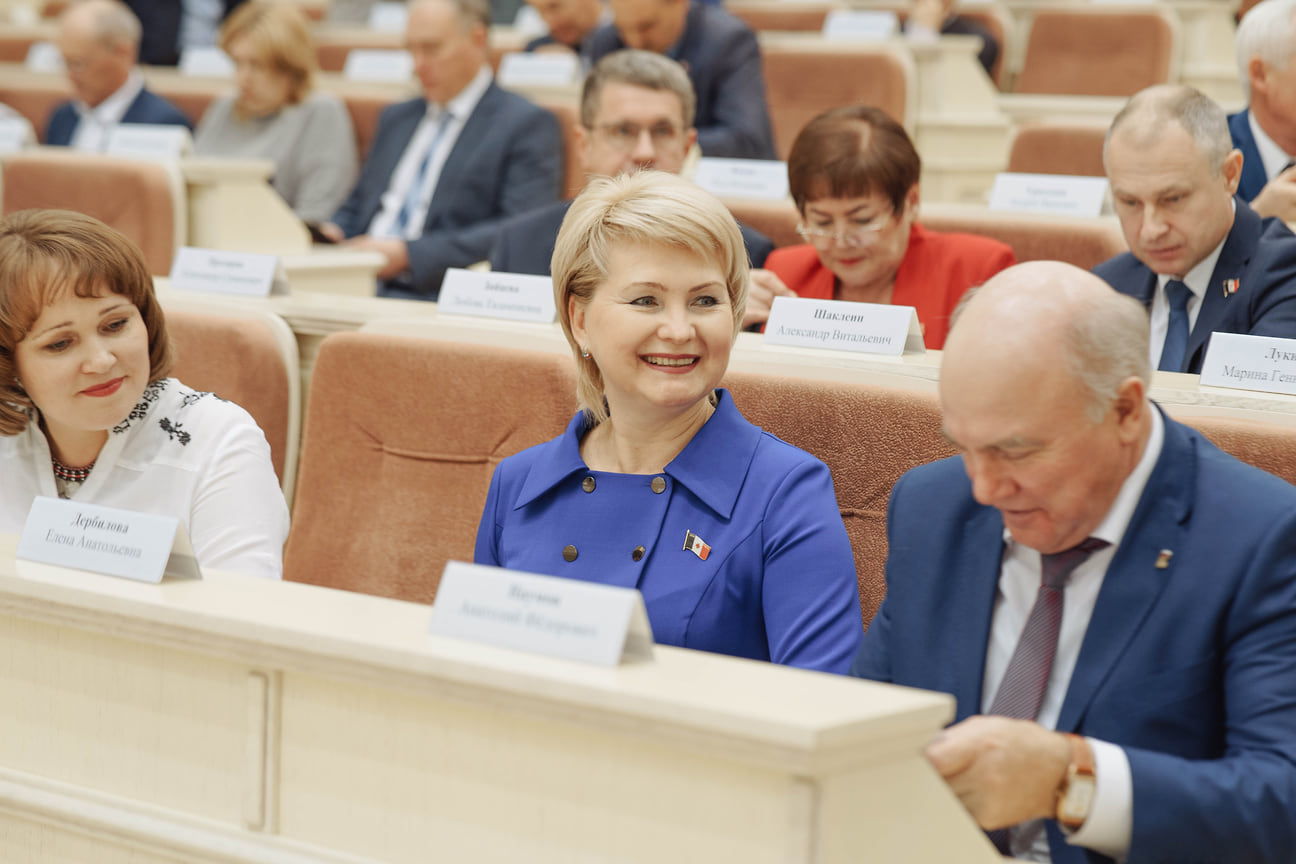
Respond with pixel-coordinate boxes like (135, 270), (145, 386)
(1158, 280), (1192, 372)
(390, 110), (452, 238)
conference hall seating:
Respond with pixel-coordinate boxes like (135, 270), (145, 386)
(1007, 120), (1108, 177)
(1012, 5), (1179, 97)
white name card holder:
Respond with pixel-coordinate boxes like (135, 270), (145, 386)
(691, 158), (789, 200)
(988, 173), (1109, 217)
(822, 10), (899, 40)
(25, 41), (64, 72)
(18, 496), (201, 584)
(429, 561), (655, 667)
(105, 124), (192, 160)
(179, 46), (235, 77)
(1200, 332), (1296, 396)
(344, 50), (415, 83)
(0, 117), (35, 153)
(438, 267), (556, 322)
(368, 2), (410, 31)
(169, 247), (289, 297)
(497, 52), (581, 88)
(764, 296), (925, 356)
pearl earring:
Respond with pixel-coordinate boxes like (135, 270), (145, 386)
(581, 347), (590, 359)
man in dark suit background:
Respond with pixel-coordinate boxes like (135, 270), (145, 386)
(322, 0), (564, 299)
(1093, 84), (1296, 374)
(123, 0), (247, 67)
(1229, 0), (1296, 220)
(853, 261), (1296, 863)
(583, 0), (775, 159)
(47, 0), (192, 149)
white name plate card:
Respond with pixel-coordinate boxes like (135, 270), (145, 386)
(497, 51), (581, 88)
(988, 173), (1109, 217)
(439, 267), (556, 322)
(0, 117), (34, 153)
(429, 562), (655, 666)
(368, 1), (410, 31)
(822, 10), (899, 39)
(764, 296), (925, 355)
(344, 49), (414, 82)
(169, 247), (288, 297)
(25, 41), (64, 72)
(179, 46), (235, 77)
(1200, 332), (1296, 396)
(18, 497), (201, 584)
(105, 124), (192, 159)
(692, 158), (789, 200)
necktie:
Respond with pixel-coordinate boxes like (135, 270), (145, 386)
(390, 110), (453, 238)
(1157, 280), (1192, 373)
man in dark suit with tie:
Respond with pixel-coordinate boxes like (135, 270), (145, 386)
(582, 0), (775, 159)
(1229, 0), (1296, 220)
(46, 0), (192, 148)
(1093, 84), (1296, 374)
(852, 260), (1296, 863)
(321, 0), (564, 299)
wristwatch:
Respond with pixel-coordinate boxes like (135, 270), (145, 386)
(1055, 733), (1096, 831)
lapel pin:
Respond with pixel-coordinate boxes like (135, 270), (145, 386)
(1155, 549), (1173, 569)
(683, 530), (711, 561)
(1222, 278), (1239, 298)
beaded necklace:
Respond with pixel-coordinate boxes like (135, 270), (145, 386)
(51, 456), (94, 483)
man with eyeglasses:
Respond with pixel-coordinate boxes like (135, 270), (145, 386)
(490, 50), (792, 326)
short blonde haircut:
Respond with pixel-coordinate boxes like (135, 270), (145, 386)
(219, 1), (317, 106)
(552, 171), (749, 425)
(0, 209), (172, 436)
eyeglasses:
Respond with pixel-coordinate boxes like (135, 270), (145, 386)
(796, 212), (895, 248)
(591, 122), (684, 151)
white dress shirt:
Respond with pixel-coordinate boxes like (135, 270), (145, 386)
(68, 70), (144, 152)
(1248, 110), (1294, 185)
(368, 65), (493, 240)
(982, 408), (1165, 861)
(1145, 204), (1232, 370)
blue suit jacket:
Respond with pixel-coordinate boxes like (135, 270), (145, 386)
(1230, 109), (1271, 204)
(330, 83), (563, 300)
(45, 87), (192, 146)
(584, 3), (776, 159)
(489, 198), (775, 275)
(1092, 198), (1296, 373)
(851, 413), (1296, 863)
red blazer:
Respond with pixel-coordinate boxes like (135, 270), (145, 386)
(765, 223), (1017, 349)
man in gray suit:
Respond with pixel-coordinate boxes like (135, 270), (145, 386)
(322, 0), (564, 299)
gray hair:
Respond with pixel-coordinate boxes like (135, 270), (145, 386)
(65, 0), (141, 50)
(1236, 0), (1296, 102)
(412, 0), (491, 30)
(1104, 84), (1232, 176)
(580, 50), (696, 129)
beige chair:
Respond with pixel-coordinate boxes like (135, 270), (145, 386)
(533, 97), (584, 200)
(921, 203), (1127, 271)
(1014, 6), (1178, 97)
(727, 0), (840, 32)
(0, 148), (186, 275)
(0, 72), (72, 143)
(1182, 415), (1296, 489)
(338, 89), (397, 160)
(1007, 120), (1109, 178)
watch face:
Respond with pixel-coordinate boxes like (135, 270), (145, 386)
(1059, 777), (1096, 822)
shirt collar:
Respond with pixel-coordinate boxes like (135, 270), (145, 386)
(76, 69), (143, 125)
(429, 64), (492, 122)
(1155, 198), (1233, 299)
(1248, 109), (1293, 183)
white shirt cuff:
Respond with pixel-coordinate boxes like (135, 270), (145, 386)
(1064, 738), (1132, 860)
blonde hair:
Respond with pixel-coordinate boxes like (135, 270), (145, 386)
(552, 171), (749, 425)
(220, 1), (317, 106)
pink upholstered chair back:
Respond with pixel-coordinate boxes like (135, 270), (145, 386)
(921, 203), (1128, 271)
(1015, 7), (1177, 96)
(1007, 121), (1109, 178)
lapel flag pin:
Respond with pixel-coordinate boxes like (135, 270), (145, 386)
(1155, 549), (1173, 569)
(1222, 278), (1239, 298)
(683, 530), (711, 561)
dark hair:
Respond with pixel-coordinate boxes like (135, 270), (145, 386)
(786, 104), (920, 214)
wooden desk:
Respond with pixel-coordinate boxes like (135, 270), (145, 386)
(0, 533), (1002, 863)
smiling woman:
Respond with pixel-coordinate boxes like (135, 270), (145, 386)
(0, 209), (289, 579)
(473, 171), (863, 673)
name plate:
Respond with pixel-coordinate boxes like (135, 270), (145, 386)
(368, 1), (410, 31)
(17, 497), (200, 584)
(691, 157), (789, 200)
(170, 247), (288, 297)
(822, 10), (898, 39)
(764, 296), (925, 355)
(988, 173), (1109, 217)
(344, 49), (414, 82)
(105, 124), (192, 159)
(179, 46), (234, 77)
(1200, 332), (1296, 395)
(439, 267), (556, 322)
(428, 562), (655, 666)
(0, 117), (34, 153)
(25, 41), (64, 72)
(497, 51), (581, 88)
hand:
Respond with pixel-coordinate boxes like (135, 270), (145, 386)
(317, 222), (346, 244)
(925, 715), (1071, 830)
(343, 235), (411, 280)
(744, 269), (797, 330)
(1250, 167), (1296, 222)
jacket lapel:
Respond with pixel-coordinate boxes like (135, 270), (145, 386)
(949, 504), (1005, 721)
(424, 84), (501, 229)
(1186, 200), (1259, 369)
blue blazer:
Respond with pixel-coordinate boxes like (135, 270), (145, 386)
(851, 412), (1296, 863)
(474, 390), (863, 673)
(1229, 109), (1270, 204)
(584, 3), (776, 159)
(1092, 198), (1296, 373)
(330, 83), (563, 300)
(45, 87), (192, 146)
(489, 198), (775, 275)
